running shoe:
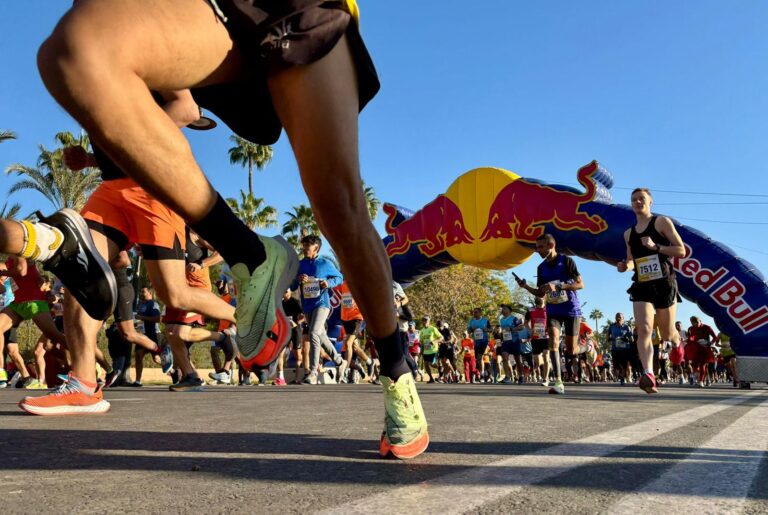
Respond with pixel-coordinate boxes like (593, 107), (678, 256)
(337, 358), (349, 384)
(501, 377), (512, 385)
(541, 379), (549, 387)
(639, 372), (658, 394)
(517, 377), (524, 385)
(208, 371), (231, 384)
(19, 377), (110, 415)
(169, 374), (204, 392)
(35, 209), (117, 321)
(24, 379), (47, 389)
(302, 371), (318, 385)
(379, 374), (429, 460)
(232, 235), (299, 370)
(548, 380), (565, 395)
(160, 345), (174, 374)
(104, 368), (122, 389)
(274, 377), (287, 387)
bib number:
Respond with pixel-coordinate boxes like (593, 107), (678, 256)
(302, 280), (321, 299)
(502, 329), (513, 341)
(636, 254), (663, 282)
(341, 293), (354, 309)
(533, 321), (546, 339)
(614, 338), (630, 350)
(546, 285), (568, 304)
(473, 328), (484, 340)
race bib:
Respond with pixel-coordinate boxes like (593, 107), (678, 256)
(502, 329), (513, 341)
(636, 254), (663, 282)
(614, 338), (630, 350)
(302, 280), (321, 299)
(546, 286), (568, 305)
(341, 293), (354, 309)
(697, 338), (710, 347)
(473, 328), (484, 340)
(533, 321), (546, 339)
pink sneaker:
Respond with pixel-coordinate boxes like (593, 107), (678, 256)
(274, 377), (287, 387)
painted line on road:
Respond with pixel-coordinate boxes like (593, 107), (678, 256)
(320, 391), (766, 515)
(608, 395), (768, 514)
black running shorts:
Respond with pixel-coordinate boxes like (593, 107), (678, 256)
(628, 278), (681, 309)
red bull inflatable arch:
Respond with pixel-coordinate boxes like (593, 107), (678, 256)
(383, 161), (768, 359)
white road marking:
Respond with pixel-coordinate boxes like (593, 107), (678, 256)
(320, 391), (766, 515)
(608, 396), (768, 514)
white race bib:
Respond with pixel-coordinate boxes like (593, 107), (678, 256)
(473, 328), (484, 340)
(546, 284), (568, 304)
(502, 329), (513, 341)
(533, 321), (546, 339)
(636, 254), (663, 282)
(697, 338), (710, 347)
(614, 337), (630, 350)
(302, 280), (321, 299)
(341, 293), (354, 309)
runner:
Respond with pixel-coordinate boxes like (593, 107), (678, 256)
(335, 280), (374, 382)
(517, 234), (584, 395)
(608, 313), (634, 386)
(467, 308), (492, 382)
(292, 235), (347, 385)
(617, 188), (686, 394)
(686, 316), (719, 388)
(459, 331), (476, 383)
(419, 316), (442, 383)
(37, 0), (427, 459)
(525, 297), (550, 386)
(498, 304), (524, 384)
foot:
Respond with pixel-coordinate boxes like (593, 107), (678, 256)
(232, 236), (299, 370)
(169, 374), (204, 392)
(160, 345), (174, 375)
(501, 377), (512, 385)
(35, 209), (117, 320)
(548, 380), (565, 395)
(24, 379), (47, 390)
(336, 358), (349, 383)
(208, 370), (231, 384)
(19, 377), (110, 415)
(379, 374), (429, 460)
(274, 376), (287, 387)
(127, 381), (142, 387)
(639, 373), (658, 394)
(302, 371), (318, 385)
(541, 379), (549, 387)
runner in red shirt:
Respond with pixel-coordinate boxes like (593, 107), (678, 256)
(686, 316), (719, 388)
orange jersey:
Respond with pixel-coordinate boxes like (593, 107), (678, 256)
(335, 281), (362, 321)
(460, 338), (474, 357)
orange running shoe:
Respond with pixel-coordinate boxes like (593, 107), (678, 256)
(19, 378), (110, 416)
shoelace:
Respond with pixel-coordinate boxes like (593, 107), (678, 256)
(51, 380), (79, 396)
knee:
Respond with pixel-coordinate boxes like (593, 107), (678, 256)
(311, 191), (368, 236)
(34, 345), (46, 358)
(158, 285), (192, 311)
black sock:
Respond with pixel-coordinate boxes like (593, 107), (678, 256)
(190, 194), (266, 274)
(373, 330), (410, 381)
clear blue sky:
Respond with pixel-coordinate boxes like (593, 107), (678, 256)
(2, 1), (767, 330)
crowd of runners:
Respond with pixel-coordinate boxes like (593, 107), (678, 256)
(0, 0), (738, 464)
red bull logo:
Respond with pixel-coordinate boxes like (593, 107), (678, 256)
(385, 195), (473, 258)
(480, 161), (607, 243)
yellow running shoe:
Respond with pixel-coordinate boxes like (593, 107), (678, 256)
(232, 235), (299, 370)
(379, 374), (429, 460)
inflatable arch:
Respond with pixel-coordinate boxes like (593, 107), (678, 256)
(382, 161), (768, 357)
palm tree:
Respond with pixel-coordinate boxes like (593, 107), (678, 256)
(282, 204), (318, 250)
(225, 190), (278, 230)
(589, 308), (604, 346)
(5, 131), (101, 211)
(0, 130), (17, 144)
(362, 181), (381, 221)
(227, 135), (273, 196)
(0, 201), (21, 220)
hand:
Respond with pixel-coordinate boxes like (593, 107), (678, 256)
(517, 277), (527, 287)
(63, 146), (89, 171)
(298, 274), (309, 284)
(641, 236), (657, 250)
(540, 282), (558, 294)
(617, 260), (628, 273)
(319, 279), (329, 289)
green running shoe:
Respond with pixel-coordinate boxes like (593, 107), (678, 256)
(379, 374), (429, 460)
(232, 235), (299, 370)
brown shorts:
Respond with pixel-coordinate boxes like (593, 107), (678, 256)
(82, 178), (186, 260)
(191, 0), (380, 145)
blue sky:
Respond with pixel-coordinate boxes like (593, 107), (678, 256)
(2, 1), (767, 331)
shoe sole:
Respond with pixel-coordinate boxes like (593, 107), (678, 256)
(238, 236), (299, 369)
(18, 399), (111, 416)
(639, 376), (658, 394)
(50, 209), (117, 320)
(379, 429), (430, 460)
(548, 387), (565, 394)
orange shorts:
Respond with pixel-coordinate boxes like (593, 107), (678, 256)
(82, 178), (185, 260)
(162, 307), (205, 327)
(186, 266), (212, 291)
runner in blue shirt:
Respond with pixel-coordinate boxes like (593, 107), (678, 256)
(467, 308), (492, 381)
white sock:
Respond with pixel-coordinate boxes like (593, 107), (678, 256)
(20, 221), (64, 261)
(278, 371), (284, 380)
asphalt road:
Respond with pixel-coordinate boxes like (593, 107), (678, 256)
(2, 382), (767, 514)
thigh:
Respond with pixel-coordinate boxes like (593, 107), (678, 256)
(0, 311), (19, 334)
(145, 258), (188, 303)
(51, 0), (242, 90)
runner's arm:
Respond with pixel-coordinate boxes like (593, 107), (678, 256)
(618, 229), (634, 272)
(157, 90), (200, 128)
(655, 216), (686, 257)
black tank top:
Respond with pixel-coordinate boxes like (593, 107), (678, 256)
(628, 216), (673, 282)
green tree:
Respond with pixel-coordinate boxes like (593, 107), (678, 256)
(5, 131), (101, 211)
(282, 204), (318, 250)
(362, 181), (381, 221)
(227, 135), (273, 196)
(589, 308), (605, 347)
(225, 190), (278, 230)
(406, 264), (532, 333)
(0, 130), (17, 144)
(0, 201), (22, 220)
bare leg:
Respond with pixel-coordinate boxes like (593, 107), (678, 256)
(166, 325), (196, 377)
(35, 339), (47, 385)
(7, 344), (30, 378)
(633, 302), (655, 373)
(118, 320), (159, 352)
